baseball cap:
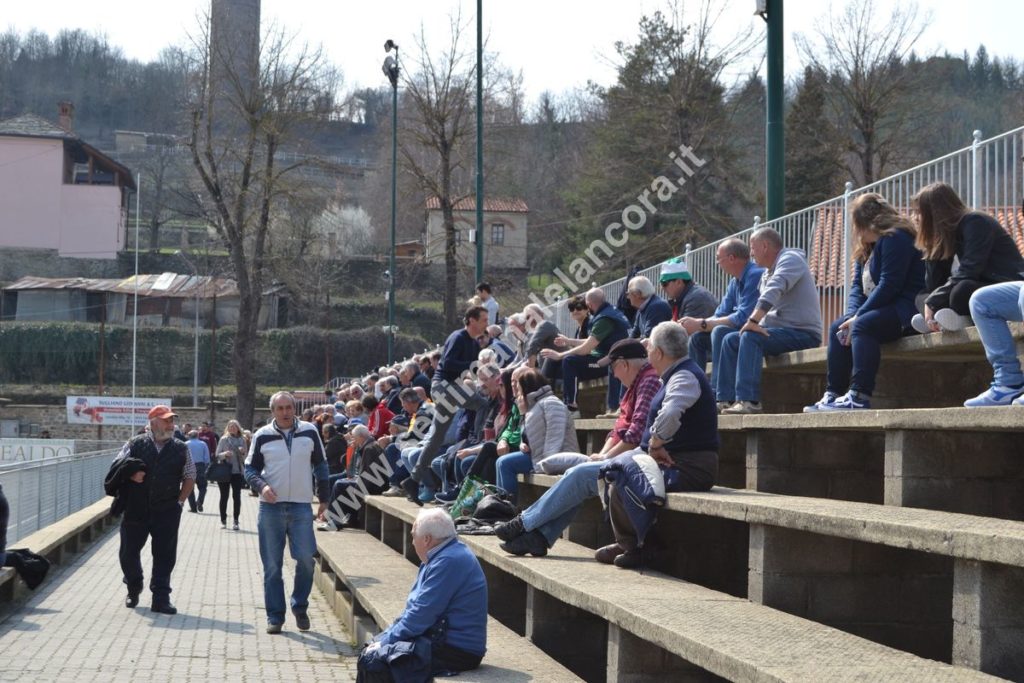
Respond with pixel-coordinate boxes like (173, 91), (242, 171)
(659, 257), (692, 283)
(596, 338), (648, 367)
(148, 404), (177, 420)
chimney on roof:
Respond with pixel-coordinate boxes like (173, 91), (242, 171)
(57, 100), (75, 132)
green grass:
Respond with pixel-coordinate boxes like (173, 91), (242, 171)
(527, 273), (556, 290)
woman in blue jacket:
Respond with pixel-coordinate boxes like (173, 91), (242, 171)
(805, 193), (924, 411)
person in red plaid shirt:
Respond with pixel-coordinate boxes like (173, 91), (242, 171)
(494, 339), (663, 557)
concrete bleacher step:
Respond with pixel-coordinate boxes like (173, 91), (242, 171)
(364, 495), (999, 682)
(313, 527), (583, 682)
(0, 498), (114, 603)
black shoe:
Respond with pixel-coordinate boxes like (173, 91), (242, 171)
(613, 550), (643, 569)
(188, 507), (198, 513)
(401, 478), (423, 506)
(499, 529), (548, 557)
(494, 515), (526, 542)
(293, 611), (311, 631)
(594, 543), (625, 565)
(125, 592), (140, 608)
(151, 603), (177, 615)
(197, 505), (203, 512)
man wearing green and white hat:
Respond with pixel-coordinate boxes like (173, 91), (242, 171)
(659, 257), (717, 325)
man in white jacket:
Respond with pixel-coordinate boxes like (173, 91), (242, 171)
(245, 391), (330, 634)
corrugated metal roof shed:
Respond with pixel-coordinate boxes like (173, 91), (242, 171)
(3, 274), (239, 299)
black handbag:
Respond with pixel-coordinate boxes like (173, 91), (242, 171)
(206, 460), (233, 483)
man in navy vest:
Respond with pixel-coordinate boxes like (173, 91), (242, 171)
(540, 288), (630, 415)
(105, 404), (195, 614)
(603, 321), (719, 569)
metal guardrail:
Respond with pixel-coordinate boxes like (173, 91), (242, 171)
(539, 125), (1024, 341)
(0, 449), (116, 546)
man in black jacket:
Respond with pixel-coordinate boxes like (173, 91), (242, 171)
(104, 405), (195, 614)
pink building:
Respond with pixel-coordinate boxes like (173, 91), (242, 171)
(0, 103), (135, 259)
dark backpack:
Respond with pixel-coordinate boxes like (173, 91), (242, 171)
(4, 548), (51, 589)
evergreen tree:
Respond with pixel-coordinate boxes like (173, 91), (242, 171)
(784, 67), (843, 213)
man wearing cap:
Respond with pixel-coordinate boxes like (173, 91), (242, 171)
(495, 338), (663, 557)
(676, 238), (765, 374)
(106, 404), (195, 614)
(625, 275), (672, 340)
(659, 257), (718, 325)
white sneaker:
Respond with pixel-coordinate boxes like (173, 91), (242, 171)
(910, 314), (931, 334)
(716, 401), (733, 414)
(381, 486), (404, 497)
(722, 400), (763, 415)
(804, 391), (838, 413)
(1013, 393), (1024, 406)
(316, 519), (338, 532)
(934, 308), (971, 331)
(964, 384), (1024, 407)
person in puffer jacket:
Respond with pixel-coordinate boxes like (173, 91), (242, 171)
(494, 369), (578, 500)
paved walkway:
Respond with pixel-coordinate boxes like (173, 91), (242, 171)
(0, 488), (359, 682)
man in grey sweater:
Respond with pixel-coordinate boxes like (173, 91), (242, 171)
(716, 227), (822, 414)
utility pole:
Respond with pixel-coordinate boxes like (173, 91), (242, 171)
(764, 0), (785, 220)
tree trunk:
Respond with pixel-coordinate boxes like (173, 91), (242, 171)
(233, 276), (259, 428)
(440, 145), (458, 329)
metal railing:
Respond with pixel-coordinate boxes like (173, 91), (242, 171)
(538, 125), (1024, 341)
(0, 448), (117, 546)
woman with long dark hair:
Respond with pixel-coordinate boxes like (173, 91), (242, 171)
(911, 182), (1024, 333)
(805, 193), (924, 411)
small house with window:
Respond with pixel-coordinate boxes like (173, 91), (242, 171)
(0, 102), (135, 259)
(423, 197), (528, 269)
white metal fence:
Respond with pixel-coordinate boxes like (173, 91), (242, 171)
(539, 125), (1024, 340)
(1, 448), (116, 546)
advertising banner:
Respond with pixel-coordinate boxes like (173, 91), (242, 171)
(66, 396), (172, 427)
(0, 438), (76, 462)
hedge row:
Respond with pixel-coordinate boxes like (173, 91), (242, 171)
(0, 322), (429, 386)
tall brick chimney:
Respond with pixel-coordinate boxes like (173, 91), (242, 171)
(58, 100), (75, 132)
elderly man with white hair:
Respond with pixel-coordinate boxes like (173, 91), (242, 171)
(358, 508), (487, 679)
(485, 323), (515, 367)
(540, 287), (631, 416)
(318, 424), (389, 531)
(625, 275), (672, 340)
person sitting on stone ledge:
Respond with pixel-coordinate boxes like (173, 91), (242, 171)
(804, 193), (925, 412)
(626, 275), (673, 340)
(357, 508), (487, 681)
(963, 280), (1024, 407)
(495, 338), (663, 557)
(911, 182), (1024, 335)
(717, 227), (822, 414)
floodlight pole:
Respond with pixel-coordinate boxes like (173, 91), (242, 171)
(764, 0), (785, 220)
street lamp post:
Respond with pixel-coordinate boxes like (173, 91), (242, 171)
(383, 40), (400, 365)
(474, 0), (484, 282)
(176, 250), (200, 408)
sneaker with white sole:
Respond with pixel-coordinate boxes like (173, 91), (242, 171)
(803, 391), (839, 413)
(964, 384), (1024, 407)
(716, 401), (734, 414)
(1014, 394), (1024, 406)
(934, 308), (971, 331)
(381, 486), (405, 497)
(819, 390), (870, 410)
(910, 313), (931, 334)
(722, 400), (763, 415)
(316, 519), (338, 531)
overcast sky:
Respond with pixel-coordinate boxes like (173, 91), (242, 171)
(4, 1), (1021, 104)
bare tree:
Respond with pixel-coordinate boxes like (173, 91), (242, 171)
(184, 17), (340, 426)
(797, 0), (930, 184)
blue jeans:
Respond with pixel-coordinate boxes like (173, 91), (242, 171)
(495, 451), (535, 500)
(690, 325), (735, 383)
(257, 501), (315, 625)
(825, 308), (904, 396)
(717, 327), (820, 402)
(520, 461), (603, 547)
(561, 355), (609, 407)
(969, 282), (1024, 387)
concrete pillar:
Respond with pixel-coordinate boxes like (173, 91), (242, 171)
(560, 496), (613, 549)
(885, 430), (1024, 520)
(749, 523), (952, 662)
(481, 562), (527, 634)
(953, 559), (1024, 679)
(380, 514), (404, 555)
(402, 521), (419, 565)
(648, 512), (748, 598)
(526, 586), (607, 682)
(717, 429), (746, 489)
(746, 430), (884, 503)
(364, 504), (382, 539)
(607, 623), (711, 682)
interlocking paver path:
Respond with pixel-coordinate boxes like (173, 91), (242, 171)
(0, 489), (359, 682)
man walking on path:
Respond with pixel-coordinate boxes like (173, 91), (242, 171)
(245, 391), (331, 634)
(104, 404), (195, 615)
(185, 430), (210, 513)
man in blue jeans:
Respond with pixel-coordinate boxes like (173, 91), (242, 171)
(718, 227), (823, 414)
(245, 391), (330, 634)
(495, 339), (662, 556)
(964, 281), (1024, 406)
